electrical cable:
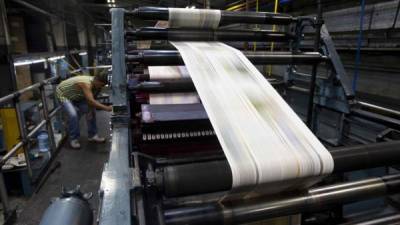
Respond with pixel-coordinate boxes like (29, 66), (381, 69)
(352, 0), (366, 92)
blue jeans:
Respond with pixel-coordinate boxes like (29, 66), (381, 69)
(62, 100), (97, 140)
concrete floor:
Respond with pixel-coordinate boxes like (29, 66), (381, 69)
(12, 110), (111, 225)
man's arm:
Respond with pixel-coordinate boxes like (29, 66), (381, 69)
(77, 83), (112, 111)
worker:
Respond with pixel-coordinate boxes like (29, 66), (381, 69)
(56, 71), (112, 149)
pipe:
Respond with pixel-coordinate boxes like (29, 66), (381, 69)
(129, 7), (296, 25)
(11, 0), (76, 27)
(39, 196), (93, 225)
(306, 0), (323, 128)
(351, 109), (400, 131)
(358, 101), (400, 119)
(14, 92), (33, 177)
(0, 76), (59, 105)
(0, 142), (24, 167)
(39, 82), (55, 155)
(49, 105), (62, 118)
(126, 51), (327, 66)
(0, 0), (10, 46)
(164, 174), (400, 225)
(340, 213), (400, 225)
(0, 172), (10, 218)
(352, 0), (366, 92)
(12, 0), (57, 18)
(126, 28), (294, 42)
(157, 141), (400, 197)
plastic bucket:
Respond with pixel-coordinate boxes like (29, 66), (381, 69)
(37, 131), (49, 152)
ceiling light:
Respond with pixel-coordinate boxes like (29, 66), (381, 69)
(48, 55), (65, 61)
(14, 58), (46, 66)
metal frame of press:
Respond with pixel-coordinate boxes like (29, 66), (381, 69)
(100, 6), (357, 225)
(100, 6), (400, 225)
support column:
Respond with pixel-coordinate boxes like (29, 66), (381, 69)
(98, 8), (132, 225)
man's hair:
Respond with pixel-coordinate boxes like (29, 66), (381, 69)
(94, 68), (109, 84)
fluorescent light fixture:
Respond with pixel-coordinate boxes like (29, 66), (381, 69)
(48, 55), (65, 61)
(107, 0), (115, 7)
(14, 58), (46, 66)
(14, 61), (32, 66)
(94, 65), (112, 69)
(32, 59), (46, 64)
(79, 52), (88, 56)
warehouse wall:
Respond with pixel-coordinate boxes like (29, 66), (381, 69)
(272, 0), (400, 109)
(323, 0), (400, 108)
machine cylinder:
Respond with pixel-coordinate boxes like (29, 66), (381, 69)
(132, 7), (296, 25)
(126, 51), (327, 66)
(164, 174), (400, 225)
(159, 141), (400, 197)
(39, 196), (93, 225)
(161, 160), (232, 197)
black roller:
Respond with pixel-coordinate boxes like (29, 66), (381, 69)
(132, 78), (284, 93)
(132, 7), (169, 20)
(158, 160), (232, 197)
(130, 7), (296, 25)
(126, 27), (294, 42)
(157, 141), (400, 197)
(133, 79), (196, 93)
(330, 141), (400, 173)
(127, 50), (184, 65)
(164, 174), (400, 225)
(126, 51), (327, 66)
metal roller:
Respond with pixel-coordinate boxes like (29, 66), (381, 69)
(158, 160), (232, 197)
(157, 141), (400, 197)
(126, 27), (295, 42)
(39, 196), (92, 225)
(340, 213), (400, 225)
(133, 79), (196, 93)
(163, 174), (400, 225)
(132, 79), (284, 93)
(129, 7), (297, 25)
(126, 51), (328, 66)
(351, 109), (400, 131)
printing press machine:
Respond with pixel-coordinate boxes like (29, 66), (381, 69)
(96, 7), (400, 225)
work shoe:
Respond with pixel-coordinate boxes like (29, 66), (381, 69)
(70, 139), (81, 149)
(88, 134), (106, 143)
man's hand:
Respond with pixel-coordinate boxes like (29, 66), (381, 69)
(77, 82), (112, 111)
